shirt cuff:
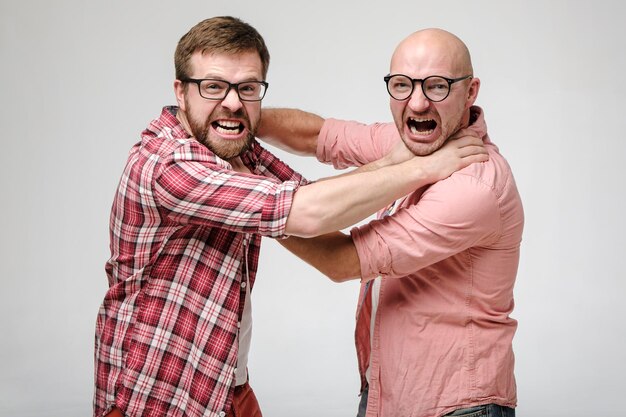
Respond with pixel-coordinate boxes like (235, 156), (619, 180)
(260, 180), (301, 238)
(350, 223), (392, 280)
(316, 119), (333, 163)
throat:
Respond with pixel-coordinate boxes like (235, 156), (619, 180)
(228, 157), (252, 174)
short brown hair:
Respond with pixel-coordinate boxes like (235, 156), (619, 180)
(174, 16), (270, 80)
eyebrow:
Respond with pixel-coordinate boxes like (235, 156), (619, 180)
(198, 75), (264, 82)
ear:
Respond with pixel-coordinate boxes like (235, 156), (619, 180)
(174, 79), (187, 111)
(466, 77), (481, 108)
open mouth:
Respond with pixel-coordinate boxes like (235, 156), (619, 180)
(212, 120), (244, 135)
(407, 117), (437, 135)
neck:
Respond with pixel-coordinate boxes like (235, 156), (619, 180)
(459, 108), (472, 129)
(228, 156), (252, 174)
(175, 109), (193, 136)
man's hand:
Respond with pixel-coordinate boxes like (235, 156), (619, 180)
(419, 131), (489, 183)
(384, 139), (417, 166)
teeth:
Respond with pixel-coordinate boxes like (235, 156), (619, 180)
(214, 120), (243, 135)
(409, 125), (434, 135)
(408, 117), (435, 135)
(217, 120), (240, 129)
(216, 126), (238, 135)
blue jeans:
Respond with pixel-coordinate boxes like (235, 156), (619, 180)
(356, 386), (369, 417)
(445, 404), (515, 416)
(356, 386), (515, 417)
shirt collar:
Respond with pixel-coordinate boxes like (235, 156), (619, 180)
(162, 106), (261, 172)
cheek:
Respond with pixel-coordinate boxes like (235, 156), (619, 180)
(246, 103), (262, 125)
(438, 102), (463, 129)
(190, 100), (217, 121)
(390, 100), (405, 121)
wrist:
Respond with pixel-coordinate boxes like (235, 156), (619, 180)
(403, 157), (428, 185)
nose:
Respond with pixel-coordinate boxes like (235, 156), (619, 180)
(407, 85), (430, 112)
(220, 87), (243, 112)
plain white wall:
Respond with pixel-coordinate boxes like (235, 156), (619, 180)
(1, 1), (625, 416)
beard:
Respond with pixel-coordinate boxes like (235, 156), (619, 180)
(399, 133), (446, 157)
(185, 100), (256, 160)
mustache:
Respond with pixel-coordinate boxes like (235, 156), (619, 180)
(211, 108), (248, 121)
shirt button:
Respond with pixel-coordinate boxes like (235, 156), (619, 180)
(219, 412), (226, 417)
(237, 322), (241, 329)
(241, 281), (247, 289)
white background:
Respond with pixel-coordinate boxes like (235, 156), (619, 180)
(1, 1), (625, 416)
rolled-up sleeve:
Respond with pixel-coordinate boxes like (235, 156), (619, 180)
(351, 172), (502, 279)
(154, 146), (300, 238)
(317, 118), (400, 168)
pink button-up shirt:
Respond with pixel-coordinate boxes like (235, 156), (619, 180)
(318, 107), (524, 417)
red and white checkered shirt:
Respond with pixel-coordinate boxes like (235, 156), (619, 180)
(94, 106), (306, 417)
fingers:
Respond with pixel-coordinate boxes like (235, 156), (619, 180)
(457, 144), (489, 158)
(455, 148), (489, 170)
(462, 153), (490, 165)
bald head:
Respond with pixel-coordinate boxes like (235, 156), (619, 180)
(386, 28), (480, 157)
(391, 28), (473, 76)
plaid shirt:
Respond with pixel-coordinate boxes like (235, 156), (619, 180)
(94, 106), (306, 417)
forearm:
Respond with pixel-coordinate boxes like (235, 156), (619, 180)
(285, 157), (429, 237)
(315, 154), (393, 180)
(284, 134), (489, 237)
(279, 232), (361, 282)
(257, 108), (323, 156)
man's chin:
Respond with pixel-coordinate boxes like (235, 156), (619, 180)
(202, 135), (253, 160)
(402, 136), (444, 156)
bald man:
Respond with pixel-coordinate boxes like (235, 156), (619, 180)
(258, 28), (523, 417)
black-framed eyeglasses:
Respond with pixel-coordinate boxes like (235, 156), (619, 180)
(180, 78), (269, 102)
(384, 74), (472, 102)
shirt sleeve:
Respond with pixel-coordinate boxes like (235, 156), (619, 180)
(317, 118), (400, 168)
(153, 142), (300, 238)
(350, 172), (502, 279)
